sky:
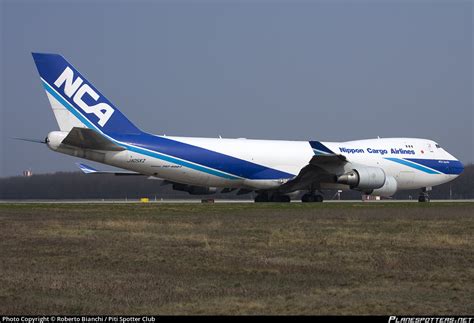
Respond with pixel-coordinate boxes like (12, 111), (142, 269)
(0, 0), (472, 177)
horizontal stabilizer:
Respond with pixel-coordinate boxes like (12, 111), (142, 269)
(63, 127), (124, 151)
(76, 163), (143, 176)
(11, 137), (48, 144)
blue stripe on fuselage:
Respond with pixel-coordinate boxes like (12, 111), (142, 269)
(405, 158), (464, 175)
(114, 132), (295, 180)
(385, 157), (463, 175)
(384, 157), (440, 174)
(42, 80), (294, 180)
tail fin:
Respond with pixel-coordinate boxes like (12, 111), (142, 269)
(32, 53), (142, 135)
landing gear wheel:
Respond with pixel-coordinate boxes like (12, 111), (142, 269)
(418, 195), (430, 203)
(273, 195), (291, 203)
(301, 193), (324, 203)
(254, 193), (269, 203)
(418, 191), (430, 203)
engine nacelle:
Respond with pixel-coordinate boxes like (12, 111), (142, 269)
(368, 176), (398, 197)
(46, 131), (68, 151)
(172, 183), (217, 195)
(337, 166), (386, 190)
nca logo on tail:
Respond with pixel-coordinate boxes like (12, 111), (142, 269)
(54, 66), (114, 127)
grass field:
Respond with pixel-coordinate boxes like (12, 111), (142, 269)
(0, 202), (473, 315)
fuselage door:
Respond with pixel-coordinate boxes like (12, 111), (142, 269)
(427, 143), (434, 153)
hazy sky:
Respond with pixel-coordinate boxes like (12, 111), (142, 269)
(0, 0), (472, 177)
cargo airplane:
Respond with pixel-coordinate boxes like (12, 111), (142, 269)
(27, 53), (464, 202)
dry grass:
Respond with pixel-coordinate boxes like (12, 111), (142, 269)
(0, 202), (473, 315)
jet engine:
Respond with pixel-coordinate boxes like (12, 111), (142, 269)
(172, 183), (218, 195)
(367, 176), (398, 197)
(337, 166), (386, 190)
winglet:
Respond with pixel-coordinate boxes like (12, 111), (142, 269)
(309, 141), (335, 155)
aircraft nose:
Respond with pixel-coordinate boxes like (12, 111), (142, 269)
(451, 159), (464, 176)
(446, 150), (464, 176)
(459, 160), (465, 174)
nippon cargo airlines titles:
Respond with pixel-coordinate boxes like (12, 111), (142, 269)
(26, 53), (464, 202)
(339, 147), (416, 155)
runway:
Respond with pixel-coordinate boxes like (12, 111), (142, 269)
(1, 199), (473, 204)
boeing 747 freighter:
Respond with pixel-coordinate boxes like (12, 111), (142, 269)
(28, 53), (464, 202)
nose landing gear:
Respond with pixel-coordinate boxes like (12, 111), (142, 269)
(418, 187), (431, 202)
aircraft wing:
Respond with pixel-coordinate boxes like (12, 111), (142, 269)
(278, 154), (347, 192)
(308, 153), (347, 165)
(62, 127), (125, 151)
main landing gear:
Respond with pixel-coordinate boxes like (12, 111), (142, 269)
(254, 191), (324, 203)
(418, 187), (431, 202)
(301, 193), (324, 203)
(254, 192), (291, 203)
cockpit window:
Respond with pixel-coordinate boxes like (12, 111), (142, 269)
(435, 144), (441, 148)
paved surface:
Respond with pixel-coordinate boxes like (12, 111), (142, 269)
(1, 199), (473, 204)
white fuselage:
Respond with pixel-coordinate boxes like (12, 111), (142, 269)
(52, 135), (462, 192)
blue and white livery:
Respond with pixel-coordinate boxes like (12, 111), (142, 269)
(31, 53), (464, 202)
